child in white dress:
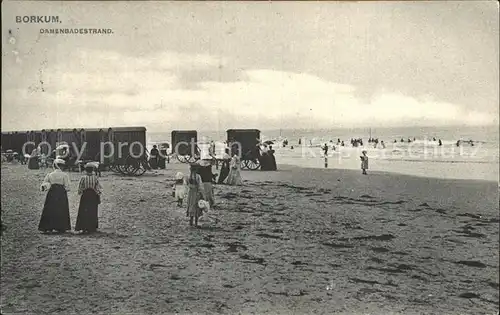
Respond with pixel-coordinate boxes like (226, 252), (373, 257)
(173, 172), (187, 207)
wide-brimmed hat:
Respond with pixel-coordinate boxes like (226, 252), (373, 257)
(197, 159), (211, 167)
(84, 162), (98, 169)
(54, 158), (66, 165)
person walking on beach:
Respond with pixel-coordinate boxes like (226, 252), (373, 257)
(173, 172), (187, 207)
(227, 153), (243, 185)
(186, 164), (204, 227)
(75, 164), (103, 234)
(198, 159), (216, 207)
(360, 150), (369, 175)
(38, 159), (71, 234)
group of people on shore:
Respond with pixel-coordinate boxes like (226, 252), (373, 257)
(258, 144), (277, 171)
(38, 159), (103, 234)
(173, 150), (243, 227)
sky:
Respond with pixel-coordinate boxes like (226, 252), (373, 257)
(2, 1), (499, 132)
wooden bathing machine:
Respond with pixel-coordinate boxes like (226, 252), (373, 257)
(171, 130), (198, 157)
(226, 129), (261, 158)
(1, 126), (147, 164)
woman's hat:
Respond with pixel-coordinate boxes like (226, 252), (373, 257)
(198, 200), (209, 210)
(84, 162), (98, 169)
(197, 159), (211, 167)
(175, 172), (184, 180)
(53, 158), (66, 165)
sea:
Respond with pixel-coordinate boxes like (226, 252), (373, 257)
(147, 125), (499, 182)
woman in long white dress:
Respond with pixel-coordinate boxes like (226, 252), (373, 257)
(226, 154), (242, 186)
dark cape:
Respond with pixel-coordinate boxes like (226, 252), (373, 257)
(260, 153), (270, 171)
(75, 189), (100, 233)
(198, 165), (214, 183)
(218, 159), (230, 184)
(268, 150), (277, 171)
(38, 184), (71, 232)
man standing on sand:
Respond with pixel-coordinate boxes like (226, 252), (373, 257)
(360, 150), (368, 175)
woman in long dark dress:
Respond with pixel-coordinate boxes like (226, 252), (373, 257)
(75, 164), (103, 234)
(268, 146), (277, 171)
(198, 159), (215, 207)
(38, 159), (71, 233)
(28, 148), (40, 170)
(217, 150), (231, 184)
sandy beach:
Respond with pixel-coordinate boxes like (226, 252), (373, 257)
(1, 163), (498, 315)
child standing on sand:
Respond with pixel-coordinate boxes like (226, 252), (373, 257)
(360, 150), (368, 175)
(173, 172), (187, 207)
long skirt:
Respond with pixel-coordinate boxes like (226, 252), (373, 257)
(269, 155), (277, 171)
(75, 189), (100, 233)
(149, 157), (158, 169)
(38, 184), (71, 232)
(217, 163), (230, 184)
(186, 185), (203, 218)
(28, 157), (39, 170)
(202, 182), (215, 206)
(227, 168), (242, 185)
(260, 154), (269, 171)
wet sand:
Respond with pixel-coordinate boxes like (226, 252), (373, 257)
(1, 163), (498, 314)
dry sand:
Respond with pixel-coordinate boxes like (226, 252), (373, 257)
(1, 163), (499, 315)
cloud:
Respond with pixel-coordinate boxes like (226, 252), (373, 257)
(1, 49), (497, 131)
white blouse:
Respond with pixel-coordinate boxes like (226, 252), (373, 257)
(41, 169), (71, 191)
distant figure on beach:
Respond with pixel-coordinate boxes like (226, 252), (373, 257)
(456, 140), (461, 147)
(28, 148), (39, 170)
(260, 144), (270, 171)
(186, 164), (204, 227)
(158, 145), (168, 169)
(360, 151), (368, 175)
(227, 153), (242, 185)
(218, 149), (231, 184)
(149, 145), (159, 169)
(268, 146), (277, 171)
(209, 141), (216, 158)
(18, 151), (26, 165)
(298, 138), (301, 145)
(438, 139), (442, 146)
(380, 141), (386, 149)
(38, 159), (71, 234)
(173, 172), (187, 207)
(75, 164), (103, 234)
(322, 143), (329, 156)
